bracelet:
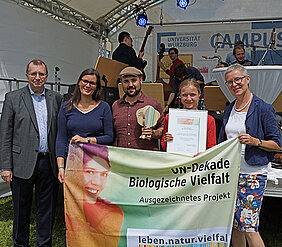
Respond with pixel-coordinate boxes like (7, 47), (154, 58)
(87, 138), (91, 143)
(58, 166), (64, 169)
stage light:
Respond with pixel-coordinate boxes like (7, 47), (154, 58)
(136, 13), (148, 27)
(177, 0), (189, 9)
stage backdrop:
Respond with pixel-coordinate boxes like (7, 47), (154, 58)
(64, 137), (241, 247)
(153, 21), (282, 83)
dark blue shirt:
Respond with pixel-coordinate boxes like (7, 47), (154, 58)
(112, 43), (143, 69)
(56, 101), (114, 159)
(171, 66), (204, 94)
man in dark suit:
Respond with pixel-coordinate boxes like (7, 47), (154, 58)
(0, 59), (63, 246)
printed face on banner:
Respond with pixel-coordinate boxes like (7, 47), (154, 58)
(83, 156), (110, 203)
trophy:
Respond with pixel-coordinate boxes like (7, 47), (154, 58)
(136, 105), (160, 139)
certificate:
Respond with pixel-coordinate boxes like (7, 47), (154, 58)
(167, 109), (208, 156)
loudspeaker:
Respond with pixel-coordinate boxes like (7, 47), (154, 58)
(101, 87), (119, 106)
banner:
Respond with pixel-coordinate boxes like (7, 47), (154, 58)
(64, 137), (241, 247)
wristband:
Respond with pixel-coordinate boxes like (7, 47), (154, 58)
(87, 138), (91, 143)
(58, 166), (64, 169)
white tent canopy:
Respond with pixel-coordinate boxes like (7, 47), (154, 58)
(16, 0), (282, 35)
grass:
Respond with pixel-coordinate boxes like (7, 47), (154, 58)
(0, 189), (281, 246)
(0, 185), (66, 247)
(259, 196), (282, 246)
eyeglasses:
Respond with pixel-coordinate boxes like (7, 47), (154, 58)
(169, 52), (176, 55)
(80, 79), (97, 86)
(225, 76), (246, 86)
(28, 72), (47, 78)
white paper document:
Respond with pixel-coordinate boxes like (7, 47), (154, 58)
(167, 109), (208, 156)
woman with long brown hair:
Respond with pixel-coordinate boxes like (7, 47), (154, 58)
(56, 68), (113, 183)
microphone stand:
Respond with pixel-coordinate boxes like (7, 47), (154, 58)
(216, 40), (269, 65)
(55, 67), (60, 93)
(258, 45), (271, 66)
(216, 32), (278, 66)
(102, 75), (108, 102)
(177, 93), (181, 109)
(252, 46), (256, 65)
(258, 28), (277, 65)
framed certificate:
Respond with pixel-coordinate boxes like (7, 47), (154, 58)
(167, 108), (208, 156)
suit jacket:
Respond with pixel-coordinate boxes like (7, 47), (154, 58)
(0, 85), (63, 179)
(218, 94), (281, 166)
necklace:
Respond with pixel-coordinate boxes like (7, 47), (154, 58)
(234, 93), (253, 112)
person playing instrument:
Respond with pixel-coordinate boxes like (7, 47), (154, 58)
(157, 47), (184, 88)
(225, 40), (251, 66)
(232, 46), (253, 66)
(161, 78), (216, 151)
(112, 67), (164, 151)
(218, 64), (281, 247)
(165, 63), (204, 112)
(112, 31), (144, 70)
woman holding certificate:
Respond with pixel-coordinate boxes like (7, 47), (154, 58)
(161, 78), (216, 151)
(218, 64), (281, 247)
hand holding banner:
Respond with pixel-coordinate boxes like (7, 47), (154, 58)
(64, 138), (241, 247)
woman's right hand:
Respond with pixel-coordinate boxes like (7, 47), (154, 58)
(163, 132), (174, 143)
(57, 157), (65, 183)
(71, 134), (87, 144)
(58, 168), (65, 183)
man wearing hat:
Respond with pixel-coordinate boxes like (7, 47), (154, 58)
(112, 67), (164, 151)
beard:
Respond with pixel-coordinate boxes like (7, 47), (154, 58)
(124, 86), (141, 97)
